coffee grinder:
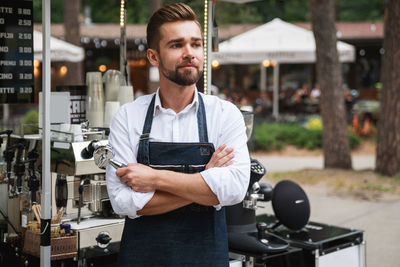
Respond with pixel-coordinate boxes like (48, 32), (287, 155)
(225, 111), (289, 257)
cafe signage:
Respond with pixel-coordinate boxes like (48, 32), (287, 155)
(0, 0), (34, 104)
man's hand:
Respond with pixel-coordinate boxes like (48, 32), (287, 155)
(205, 144), (234, 170)
(116, 163), (158, 192)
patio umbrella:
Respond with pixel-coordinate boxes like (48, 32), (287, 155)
(212, 18), (355, 116)
(33, 30), (84, 62)
(213, 18), (355, 64)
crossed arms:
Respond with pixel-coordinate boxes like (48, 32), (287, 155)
(116, 145), (234, 215)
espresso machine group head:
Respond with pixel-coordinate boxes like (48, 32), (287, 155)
(0, 130), (15, 195)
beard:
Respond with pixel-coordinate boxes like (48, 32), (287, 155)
(159, 58), (203, 86)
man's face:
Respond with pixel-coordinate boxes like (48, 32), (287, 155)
(156, 21), (204, 86)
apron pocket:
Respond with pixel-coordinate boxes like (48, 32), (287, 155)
(187, 164), (206, 173)
(149, 164), (185, 173)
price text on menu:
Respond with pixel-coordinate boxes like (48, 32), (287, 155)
(0, 0), (34, 104)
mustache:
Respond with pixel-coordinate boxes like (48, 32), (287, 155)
(177, 59), (200, 68)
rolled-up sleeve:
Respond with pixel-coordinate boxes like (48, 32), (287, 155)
(106, 106), (154, 219)
(200, 102), (250, 208)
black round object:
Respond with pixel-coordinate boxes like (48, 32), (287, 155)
(259, 183), (273, 202)
(272, 180), (310, 231)
(81, 140), (97, 159)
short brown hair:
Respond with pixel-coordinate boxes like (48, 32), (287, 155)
(146, 3), (201, 50)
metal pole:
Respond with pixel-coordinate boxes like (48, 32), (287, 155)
(260, 64), (267, 91)
(315, 249), (320, 267)
(120, 0), (129, 85)
(272, 62), (279, 118)
(360, 240), (366, 267)
(41, 0), (52, 266)
(2, 104), (9, 124)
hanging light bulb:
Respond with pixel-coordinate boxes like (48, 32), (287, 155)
(99, 65), (107, 72)
(262, 59), (271, 68)
(59, 65), (68, 76)
(211, 60), (220, 68)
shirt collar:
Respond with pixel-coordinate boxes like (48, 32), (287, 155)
(154, 87), (199, 116)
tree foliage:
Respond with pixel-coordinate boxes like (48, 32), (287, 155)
(33, 0), (150, 23)
(337, 0), (384, 21)
(33, 0), (384, 24)
(33, 0), (64, 23)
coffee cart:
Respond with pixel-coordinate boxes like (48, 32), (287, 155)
(0, 0), (365, 266)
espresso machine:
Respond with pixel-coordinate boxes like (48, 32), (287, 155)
(0, 125), (125, 266)
(45, 127), (125, 262)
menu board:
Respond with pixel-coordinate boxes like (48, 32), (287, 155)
(0, 0), (34, 104)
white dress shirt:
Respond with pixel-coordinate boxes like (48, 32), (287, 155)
(106, 89), (250, 219)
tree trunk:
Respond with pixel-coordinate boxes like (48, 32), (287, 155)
(63, 0), (84, 85)
(150, 0), (162, 15)
(376, 0), (400, 176)
(310, 0), (352, 169)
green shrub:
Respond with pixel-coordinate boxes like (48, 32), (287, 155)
(254, 122), (360, 151)
(254, 123), (303, 150)
(293, 129), (322, 149)
(253, 124), (286, 151)
(23, 109), (39, 134)
(348, 132), (361, 149)
(305, 117), (323, 131)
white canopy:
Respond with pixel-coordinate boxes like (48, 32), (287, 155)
(33, 30), (85, 62)
(212, 18), (355, 64)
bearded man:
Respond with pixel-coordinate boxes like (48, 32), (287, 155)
(106, 3), (250, 266)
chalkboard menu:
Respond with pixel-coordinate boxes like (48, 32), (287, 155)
(0, 0), (34, 104)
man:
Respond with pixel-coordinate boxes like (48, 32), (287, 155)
(106, 3), (250, 266)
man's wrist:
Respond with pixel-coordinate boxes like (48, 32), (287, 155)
(154, 169), (182, 193)
(153, 169), (165, 190)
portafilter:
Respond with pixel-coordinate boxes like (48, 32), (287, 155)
(93, 144), (126, 169)
(81, 140), (126, 169)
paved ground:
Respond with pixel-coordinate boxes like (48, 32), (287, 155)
(252, 153), (399, 267)
(253, 154), (376, 173)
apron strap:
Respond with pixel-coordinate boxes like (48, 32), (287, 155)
(137, 93), (209, 165)
(137, 94), (156, 165)
(197, 93), (208, 143)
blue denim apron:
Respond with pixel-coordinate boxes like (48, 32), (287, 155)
(117, 93), (229, 267)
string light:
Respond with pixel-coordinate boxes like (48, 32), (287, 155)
(203, 0), (208, 95)
(120, 0), (125, 27)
